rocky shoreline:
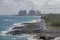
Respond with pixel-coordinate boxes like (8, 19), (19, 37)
(6, 21), (40, 35)
(2, 21), (60, 40)
(4, 21), (58, 40)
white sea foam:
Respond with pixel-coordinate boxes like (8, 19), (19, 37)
(8, 23), (24, 30)
(0, 31), (8, 36)
(0, 33), (38, 40)
(55, 37), (60, 40)
(1, 31), (7, 34)
(14, 34), (37, 40)
(13, 23), (24, 27)
(0, 33), (6, 36)
(13, 38), (17, 40)
(21, 19), (40, 23)
(13, 19), (40, 27)
(20, 34), (37, 40)
(3, 19), (14, 21)
(0, 29), (14, 34)
(8, 27), (14, 30)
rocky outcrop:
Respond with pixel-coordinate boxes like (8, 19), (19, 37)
(28, 10), (36, 16)
(18, 10), (27, 16)
(6, 22), (40, 35)
(36, 11), (41, 16)
(18, 10), (41, 16)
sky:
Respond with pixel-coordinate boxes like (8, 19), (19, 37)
(0, 0), (60, 15)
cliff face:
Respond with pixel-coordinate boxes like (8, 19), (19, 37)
(19, 10), (27, 16)
(36, 11), (41, 16)
(29, 10), (36, 16)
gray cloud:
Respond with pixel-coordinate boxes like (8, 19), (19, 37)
(0, 0), (60, 15)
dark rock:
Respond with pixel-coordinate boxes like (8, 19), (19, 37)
(12, 26), (25, 30)
(39, 36), (55, 40)
(36, 11), (41, 16)
(29, 10), (36, 16)
(6, 22), (40, 35)
(18, 10), (27, 16)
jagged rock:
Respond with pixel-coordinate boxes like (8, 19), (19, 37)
(6, 22), (40, 35)
(29, 10), (36, 16)
(19, 10), (27, 16)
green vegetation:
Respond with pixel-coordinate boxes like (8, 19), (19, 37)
(44, 13), (60, 27)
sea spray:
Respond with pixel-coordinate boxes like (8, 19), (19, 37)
(55, 37), (60, 40)
(3, 19), (15, 22)
(0, 34), (38, 40)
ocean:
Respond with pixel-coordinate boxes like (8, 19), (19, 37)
(0, 15), (40, 40)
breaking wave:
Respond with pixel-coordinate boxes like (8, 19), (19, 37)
(1, 19), (40, 33)
(0, 33), (37, 40)
(3, 19), (15, 22)
(0, 19), (39, 40)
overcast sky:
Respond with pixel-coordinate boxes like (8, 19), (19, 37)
(0, 0), (60, 15)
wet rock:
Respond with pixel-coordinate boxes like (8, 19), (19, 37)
(39, 35), (55, 40)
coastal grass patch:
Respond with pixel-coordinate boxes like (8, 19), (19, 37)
(44, 14), (60, 27)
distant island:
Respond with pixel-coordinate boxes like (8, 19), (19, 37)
(17, 10), (41, 16)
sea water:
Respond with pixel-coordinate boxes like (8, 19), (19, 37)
(0, 15), (40, 40)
